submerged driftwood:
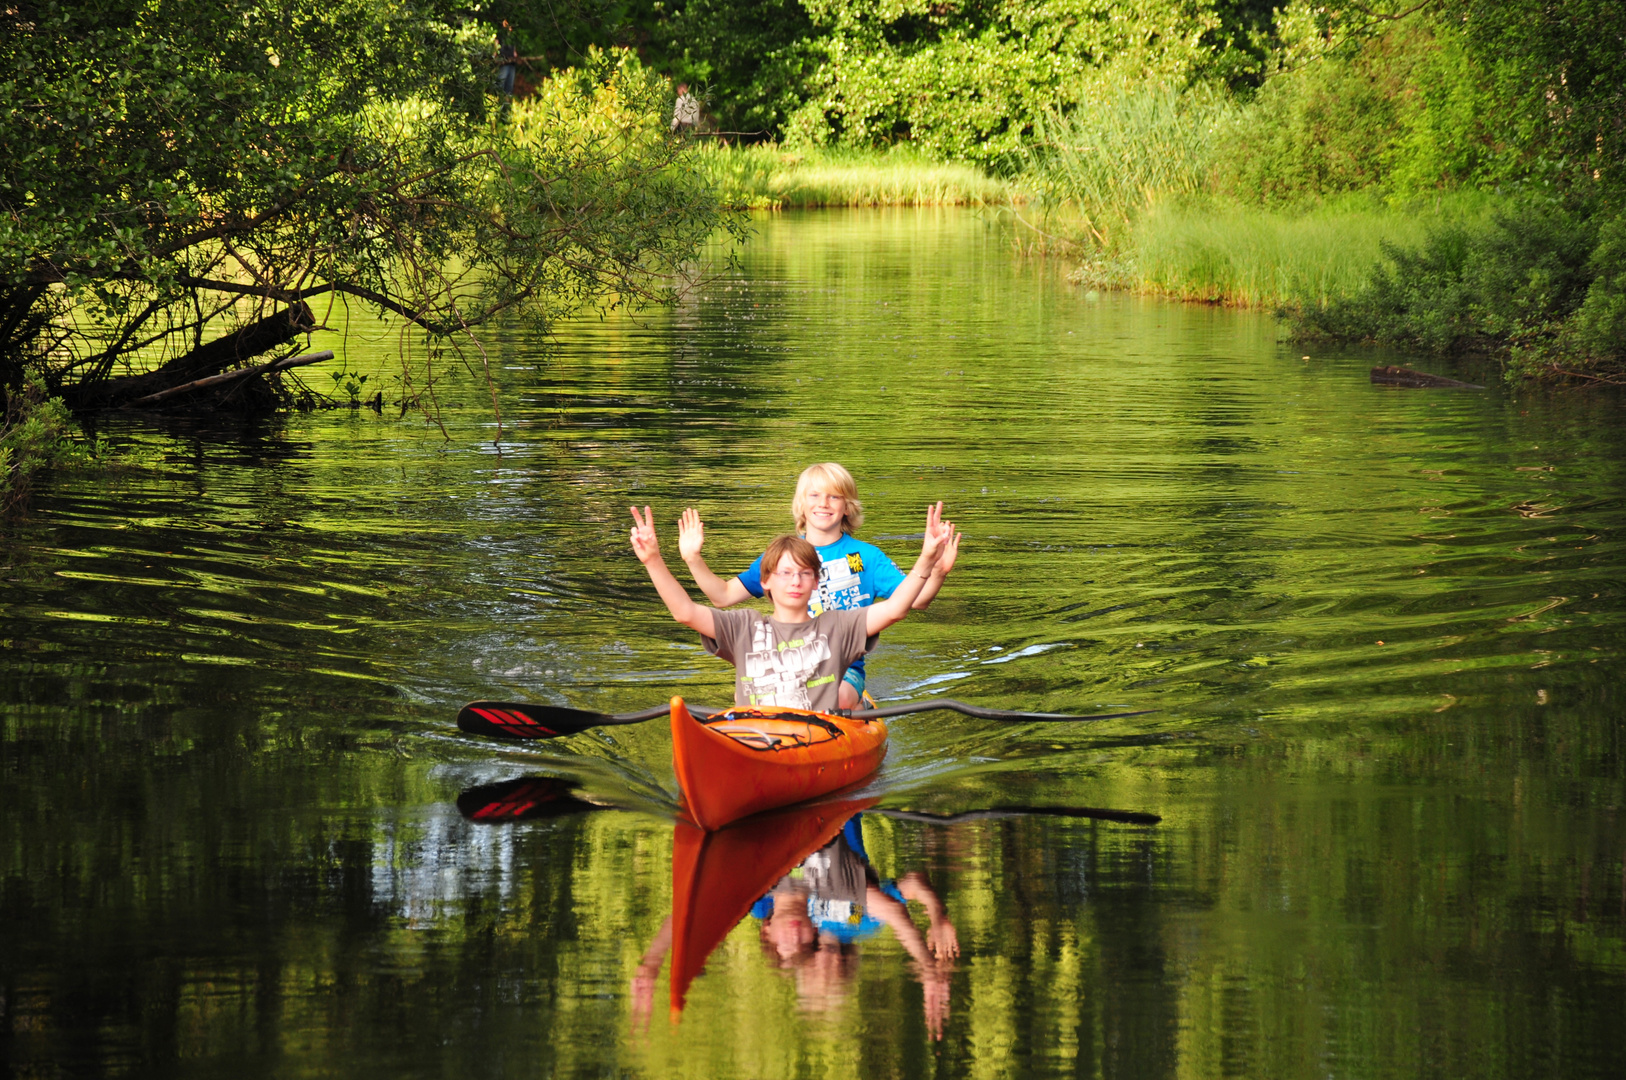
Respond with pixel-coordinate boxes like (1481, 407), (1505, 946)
(67, 303), (319, 409)
(1370, 365), (1484, 389)
(125, 350), (333, 408)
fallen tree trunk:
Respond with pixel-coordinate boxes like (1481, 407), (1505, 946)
(1370, 365), (1484, 389)
(124, 350), (334, 407)
(66, 303), (318, 409)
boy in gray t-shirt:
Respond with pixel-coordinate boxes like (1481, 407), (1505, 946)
(703, 605), (872, 712)
(628, 502), (955, 711)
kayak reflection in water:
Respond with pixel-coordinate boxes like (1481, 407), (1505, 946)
(631, 809), (960, 1037)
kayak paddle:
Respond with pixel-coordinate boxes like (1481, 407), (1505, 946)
(456, 700), (722, 740)
(458, 698), (1150, 741)
(455, 775), (1163, 827)
(849, 699), (1153, 723)
(880, 805), (1161, 826)
(456, 775), (605, 821)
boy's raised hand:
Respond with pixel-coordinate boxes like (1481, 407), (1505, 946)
(934, 525), (962, 577)
(677, 508), (706, 563)
(628, 505), (662, 565)
(919, 501), (954, 564)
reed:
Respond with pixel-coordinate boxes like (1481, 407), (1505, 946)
(1026, 83), (1237, 250)
(1125, 193), (1500, 309)
(689, 143), (1019, 208)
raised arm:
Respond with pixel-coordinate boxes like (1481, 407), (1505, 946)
(677, 508), (754, 607)
(866, 502), (954, 636)
(629, 506), (716, 639)
(910, 527), (961, 610)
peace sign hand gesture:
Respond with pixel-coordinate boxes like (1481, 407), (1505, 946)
(628, 505), (662, 565)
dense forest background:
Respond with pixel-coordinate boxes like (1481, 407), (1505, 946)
(488, 0), (1621, 192)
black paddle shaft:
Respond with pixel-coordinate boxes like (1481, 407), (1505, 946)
(846, 700), (1154, 723)
(457, 698), (1151, 741)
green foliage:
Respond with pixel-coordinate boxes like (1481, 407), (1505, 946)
(690, 143), (1017, 208)
(1210, 21), (1510, 205)
(1, 2), (730, 416)
(1027, 82), (1237, 249)
(0, 372), (93, 512)
(485, 2), (1279, 157)
(1293, 204), (1626, 379)
(656, 0), (820, 136)
(1124, 193), (1495, 308)
(328, 368), (370, 406)
(1565, 217), (1626, 363)
(1445, 0), (1626, 202)
(781, 0), (1250, 172)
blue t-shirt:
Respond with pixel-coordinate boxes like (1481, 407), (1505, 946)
(738, 534), (906, 676)
(750, 815), (904, 941)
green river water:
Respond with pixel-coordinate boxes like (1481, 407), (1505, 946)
(3, 209), (1624, 1078)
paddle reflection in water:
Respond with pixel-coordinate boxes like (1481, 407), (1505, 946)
(454, 775), (608, 822)
(632, 797), (960, 1037)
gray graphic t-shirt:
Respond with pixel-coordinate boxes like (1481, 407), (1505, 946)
(702, 608), (876, 710)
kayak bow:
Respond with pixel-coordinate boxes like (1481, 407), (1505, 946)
(669, 696), (888, 830)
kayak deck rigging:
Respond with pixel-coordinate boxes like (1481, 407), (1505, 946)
(702, 709), (846, 751)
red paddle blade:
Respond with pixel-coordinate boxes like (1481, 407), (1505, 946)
(457, 701), (578, 739)
(457, 700), (674, 740)
(455, 776), (602, 822)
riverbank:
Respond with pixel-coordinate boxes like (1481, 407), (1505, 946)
(690, 143), (1021, 208)
(1097, 193), (1499, 309)
(690, 144), (1483, 310)
(696, 139), (1623, 386)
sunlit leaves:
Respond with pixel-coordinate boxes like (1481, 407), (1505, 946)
(0, 1), (731, 421)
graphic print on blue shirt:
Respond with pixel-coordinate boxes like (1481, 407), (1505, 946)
(739, 535), (905, 676)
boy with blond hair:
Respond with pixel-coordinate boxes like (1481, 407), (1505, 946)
(628, 502), (954, 712)
(677, 463), (961, 708)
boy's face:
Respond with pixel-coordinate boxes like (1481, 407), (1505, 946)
(763, 551), (817, 608)
(802, 485), (846, 533)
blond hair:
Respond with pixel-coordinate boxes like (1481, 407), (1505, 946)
(791, 463), (864, 535)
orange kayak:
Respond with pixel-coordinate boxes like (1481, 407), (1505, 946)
(668, 696), (888, 830)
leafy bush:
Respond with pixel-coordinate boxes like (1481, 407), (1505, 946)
(1566, 218), (1626, 355)
(1212, 21), (1510, 206)
(780, 1), (1253, 172)
(1293, 204), (1626, 378)
(1, 374), (93, 513)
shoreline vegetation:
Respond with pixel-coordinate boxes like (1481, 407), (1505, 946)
(661, 2), (1624, 388)
(691, 144), (1018, 209)
(696, 146), (1503, 317)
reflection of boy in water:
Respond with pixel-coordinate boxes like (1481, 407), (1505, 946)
(754, 816), (958, 1037)
(630, 815), (959, 1038)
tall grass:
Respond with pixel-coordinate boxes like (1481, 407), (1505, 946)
(690, 143), (1018, 208)
(1025, 78), (1506, 311)
(1027, 83), (1237, 249)
(1127, 193), (1500, 308)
